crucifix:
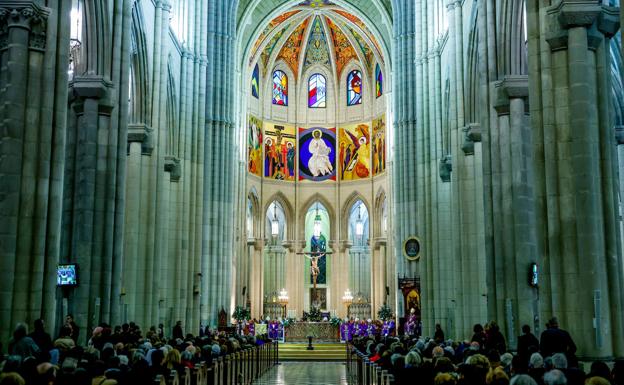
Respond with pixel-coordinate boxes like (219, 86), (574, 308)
(295, 250), (333, 290)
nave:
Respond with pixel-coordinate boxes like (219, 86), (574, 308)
(253, 362), (348, 385)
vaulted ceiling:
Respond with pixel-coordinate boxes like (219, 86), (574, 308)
(237, 0), (392, 71)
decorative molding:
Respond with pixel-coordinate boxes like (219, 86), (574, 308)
(616, 126), (624, 145)
(127, 123), (154, 155)
(546, 2), (620, 51)
(439, 154), (452, 182)
(0, 3), (49, 52)
(164, 155), (181, 182)
(493, 75), (529, 115)
(461, 123), (482, 156)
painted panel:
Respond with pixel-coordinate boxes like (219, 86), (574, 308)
(372, 114), (386, 175)
(264, 122), (296, 181)
(247, 114), (263, 176)
(339, 123), (371, 180)
(299, 127), (337, 181)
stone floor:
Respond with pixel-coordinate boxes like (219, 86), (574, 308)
(253, 362), (349, 385)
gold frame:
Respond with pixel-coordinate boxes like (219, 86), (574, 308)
(402, 236), (421, 261)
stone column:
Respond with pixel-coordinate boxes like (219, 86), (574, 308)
(391, 0), (419, 280)
(248, 238), (263, 319)
(0, 1), (70, 345)
(490, 75), (537, 348)
(528, 0), (623, 358)
(201, 0), (239, 327)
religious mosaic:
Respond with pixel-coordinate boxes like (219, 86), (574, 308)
(299, 127), (337, 181)
(326, 17), (358, 79)
(247, 114), (263, 176)
(339, 123), (371, 180)
(345, 24), (374, 71)
(372, 114), (386, 176)
(332, 9), (384, 59)
(303, 17), (331, 73)
(277, 19), (310, 77)
(264, 122), (296, 181)
(250, 10), (300, 63)
(299, 0), (334, 7)
(260, 26), (289, 72)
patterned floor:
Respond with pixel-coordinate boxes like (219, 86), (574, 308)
(253, 362), (349, 385)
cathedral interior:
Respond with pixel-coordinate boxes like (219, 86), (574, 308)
(1, 0), (624, 364)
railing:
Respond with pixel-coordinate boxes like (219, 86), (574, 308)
(346, 343), (395, 385)
(155, 340), (278, 385)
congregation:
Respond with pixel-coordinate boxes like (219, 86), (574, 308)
(349, 318), (623, 385)
(0, 316), (272, 385)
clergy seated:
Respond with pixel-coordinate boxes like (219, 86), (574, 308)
(0, 321), (274, 385)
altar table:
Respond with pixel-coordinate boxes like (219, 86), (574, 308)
(284, 322), (340, 342)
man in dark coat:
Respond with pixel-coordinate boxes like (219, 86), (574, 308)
(517, 324), (539, 364)
(539, 317), (577, 362)
(173, 320), (184, 340)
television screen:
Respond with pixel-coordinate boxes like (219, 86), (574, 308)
(57, 264), (78, 286)
(529, 263), (538, 287)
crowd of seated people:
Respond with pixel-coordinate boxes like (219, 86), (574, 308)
(350, 318), (624, 385)
(0, 316), (273, 385)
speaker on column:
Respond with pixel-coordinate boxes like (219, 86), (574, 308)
(242, 286), (247, 296)
(385, 286), (390, 296)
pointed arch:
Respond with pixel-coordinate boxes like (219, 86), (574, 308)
(129, 1), (150, 125)
(263, 191), (295, 240)
(374, 188), (387, 238)
(299, 194), (336, 241)
(247, 187), (261, 238)
(340, 192), (371, 240)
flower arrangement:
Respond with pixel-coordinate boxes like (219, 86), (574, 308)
(232, 306), (251, 322)
(308, 307), (323, 322)
(329, 316), (342, 327)
(377, 304), (393, 321)
(282, 317), (296, 327)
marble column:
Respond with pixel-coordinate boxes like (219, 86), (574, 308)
(527, 0), (623, 359)
(0, 1), (70, 346)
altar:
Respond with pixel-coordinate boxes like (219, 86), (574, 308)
(284, 322), (340, 342)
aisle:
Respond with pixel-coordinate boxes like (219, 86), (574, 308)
(253, 362), (349, 385)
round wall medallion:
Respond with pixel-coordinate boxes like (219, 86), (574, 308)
(403, 237), (421, 261)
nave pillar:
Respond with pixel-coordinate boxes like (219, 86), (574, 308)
(527, 0), (623, 358)
(336, 240), (352, 318)
(201, 0), (239, 327)
(489, 76), (538, 348)
(370, 238), (389, 320)
(0, 0), (70, 346)
(248, 238), (263, 319)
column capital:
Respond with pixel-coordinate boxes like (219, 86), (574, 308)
(281, 240), (296, 251)
(439, 154), (452, 182)
(461, 123), (482, 156)
(164, 155), (181, 182)
(615, 126), (624, 145)
(546, 2), (620, 50)
(493, 75), (529, 115)
(372, 237), (387, 249)
(128, 123), (154, 156)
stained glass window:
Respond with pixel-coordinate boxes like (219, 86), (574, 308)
(375, 64), (383, 98)
(251, 63), (260, 99)
(308, 73), (327, 108)
(347, 70), (362, 106)
(272, 70), (288, 106)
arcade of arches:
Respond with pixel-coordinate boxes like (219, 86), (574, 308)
(1, 0), (624, 361)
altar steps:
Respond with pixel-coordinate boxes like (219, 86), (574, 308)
(278, 343), (347, 361)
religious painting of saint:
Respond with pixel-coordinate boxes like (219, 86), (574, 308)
(339, 123), (371, 181)
(299, 127), (336, 181)
(372, 115), (386, 175)
(247, 115), (263, 176)
(264, 122), (296, 181)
